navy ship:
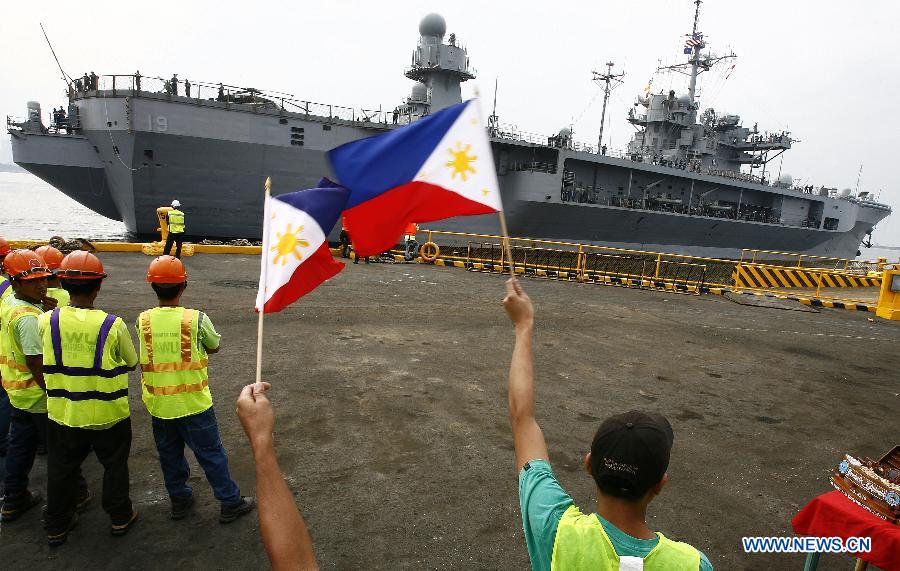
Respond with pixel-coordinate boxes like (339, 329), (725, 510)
(7, 5), (890, 258)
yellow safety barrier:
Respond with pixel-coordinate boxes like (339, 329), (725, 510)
(875, 267), (900, 320)
(732, 263), (880, 289)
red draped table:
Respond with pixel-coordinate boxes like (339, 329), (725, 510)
(792, 490), (900, 570)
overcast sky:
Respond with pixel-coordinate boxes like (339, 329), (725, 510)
(3, 0), (900, 244)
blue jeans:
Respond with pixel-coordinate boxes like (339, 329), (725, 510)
(151, 407), (240, 506)
(3, 408), (47, 500)
(0, 388), (10, 453)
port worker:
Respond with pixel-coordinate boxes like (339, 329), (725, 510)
(138, 256), (254, 523)
(0, 237), (10, 458)
(164, 200), (186, 258)
(35, 245), (70, 307)
(403, 222), (419, 261)
(502, 279), (713, 570)
(40, 251), (139, 546)
(0, 250), (55, 521)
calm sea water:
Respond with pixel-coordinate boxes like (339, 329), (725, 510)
(0, 171), (129, 241)
(1, 171), (898, 260)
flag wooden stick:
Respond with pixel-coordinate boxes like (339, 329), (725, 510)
(255, 176), (271, 383)
(497, 210), (516, 277)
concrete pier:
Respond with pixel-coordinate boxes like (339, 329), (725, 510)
(2, 253), (898, 569)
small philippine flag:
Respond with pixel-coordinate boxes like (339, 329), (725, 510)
(255, 178), (349, 313)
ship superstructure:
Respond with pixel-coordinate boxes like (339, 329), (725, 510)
(8, 8), (891, 258)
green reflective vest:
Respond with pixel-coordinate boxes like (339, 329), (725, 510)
(551, 505), (701, 571)
(168, 209), (185, 234)
(138, 307), (212, 419)
(0, 298), (45, 410)
(47, 287), (70, 307)
(41, 307), (131, 428)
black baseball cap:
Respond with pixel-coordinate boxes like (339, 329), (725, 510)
(589, 410), (674, 500)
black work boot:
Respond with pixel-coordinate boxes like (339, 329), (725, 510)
(47, 512), (79, 547)
(1, 490), (43, 522)
(110, 510), (139, 536)
(170, 495), (196, 520)
(219, 496), (255, 523)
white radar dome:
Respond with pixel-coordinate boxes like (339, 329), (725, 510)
(677, 94), (691, 105)
(410, 82), (427, 101)
(419, 13), (447, 38)
(839, 188), (853, 198)
(777, 174), (793, 187)
(558, 127), (572, 138)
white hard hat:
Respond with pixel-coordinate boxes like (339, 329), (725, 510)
(171, 200), (181, 208)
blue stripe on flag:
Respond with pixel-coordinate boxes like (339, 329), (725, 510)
(272, 180), (350, 237)
(328, 101), (470, 209)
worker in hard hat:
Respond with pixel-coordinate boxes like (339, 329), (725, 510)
(35, 245), (70, 307)
(164, 200), (186, 258)
(403, 222), (419, 261)
(138, 255), (255, 523)
(0, 237), (11, 459)
(39, 251), (139, 546)
(0, 250), (58, 521)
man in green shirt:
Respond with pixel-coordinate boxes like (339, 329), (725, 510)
(502, 279), (713, 570)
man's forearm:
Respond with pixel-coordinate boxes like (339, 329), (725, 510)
(508, 325), (535, 421)
(253, 440), (318, 571)
(26, 357), (45, 389)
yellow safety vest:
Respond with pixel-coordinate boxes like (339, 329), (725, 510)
(0, 277), (11, 302)
(138, 307), (212, 419)
(47, 287), (70, 307)
(40, 307), (131, 428)
(168, 209), (185, 234)
(0, 299), (45, 410)
(551, 505), (701, 571)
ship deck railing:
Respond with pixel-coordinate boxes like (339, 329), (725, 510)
(69, 74), (403, 126)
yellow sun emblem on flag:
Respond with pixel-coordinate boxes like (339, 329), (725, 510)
(446, 142), (477, 181)
(270, 223), (310, 265)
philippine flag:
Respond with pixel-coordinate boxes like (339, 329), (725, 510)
(255, 178), (349, 313)
(328, 99), (502, 256)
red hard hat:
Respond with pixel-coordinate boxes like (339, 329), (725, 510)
(147, 255), (187, 283)
(58, 251), (107, 280)
(3, 249), (52, 280)
(35, 245), (65, 270)
(0, 237), (10, 256)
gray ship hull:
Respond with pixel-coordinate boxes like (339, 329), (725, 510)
(9, 90), (890, 259)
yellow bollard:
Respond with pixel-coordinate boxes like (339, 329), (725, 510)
(875, 267), (900, 320)
(156, 206), (173, 243)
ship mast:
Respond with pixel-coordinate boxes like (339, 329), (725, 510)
(686, 0), (702, 105)
(592, 61), (625, 153)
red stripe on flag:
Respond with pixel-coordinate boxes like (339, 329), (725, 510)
(261, 242), (344, 313)
(342, 181), (498, 256)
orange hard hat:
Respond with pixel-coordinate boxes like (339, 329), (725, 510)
(147, 255), (187, 283)
(3, 249), (52, 280)
(0, 237), (9, 256)
(35, 245), (65, 270)
(57, 251), (107, 280)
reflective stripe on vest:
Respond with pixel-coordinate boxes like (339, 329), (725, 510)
(43, 307), (130, 427)
(550, 505), (701, 571)
(0, 279), (11, 300)
(0, 302), (45, 409)
(139, 307), (212, 419)
(168, 210), (185, 233)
